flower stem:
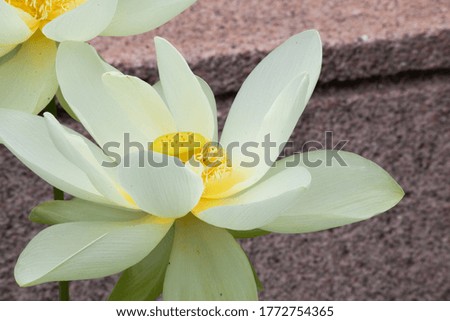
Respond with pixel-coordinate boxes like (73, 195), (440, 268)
(59, 281), (70, 301)
(44, 97), (58, 117)
(44, 98), (71, 301)
(53, 184), (69, 300)
(53, 187), (64, 201)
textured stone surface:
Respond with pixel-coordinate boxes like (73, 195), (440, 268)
(92, 0), (450, 93)
(1, 72), (448, 300)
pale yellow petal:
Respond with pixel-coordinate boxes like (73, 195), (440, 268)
(43, 0), (118, 41)
(0, 31), (57, 114)
(155, 37), (214, 140)
(102, 0), (196, 36)
(163, 215), (258, 300)
(263, 151), (405, 233)
(0, 0), (33, 47)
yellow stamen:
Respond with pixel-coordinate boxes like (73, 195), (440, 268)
(151, 132), (206, 163)
(7, 0), (85, 23)
(151, 132), (233, 195)
(194, 143), (232, 186)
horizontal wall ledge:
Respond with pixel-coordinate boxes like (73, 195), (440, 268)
(92, 0), (450, 94)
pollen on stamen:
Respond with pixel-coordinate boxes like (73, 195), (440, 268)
(196, 144), (232, 185)
(7, 0), (84, 21)
(151, 132), (232, 186)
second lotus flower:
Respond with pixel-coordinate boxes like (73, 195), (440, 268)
(0, 0), (197, 113)
(0, 30), (403, 300)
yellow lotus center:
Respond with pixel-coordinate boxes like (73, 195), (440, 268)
(7, 0), (84, 23)
(151, 132), (234, 198)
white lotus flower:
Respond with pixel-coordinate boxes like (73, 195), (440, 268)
(0, 0), (197, 113)
(0, 30), (404, 300)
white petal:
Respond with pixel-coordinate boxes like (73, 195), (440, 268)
(195, 166), (311, 230)
(109, 227), (174, 300)
(255, 74), (309, 162)
(215, 73), (310, 198)
(0, 0), (32, 47)
(44, 113), (135, 208)
(30, 198), (147, 225)
(102, 0), (196, 36)
(0, 109), (106, 202)
(263, 150), (405, 233)
(221, 30), (322, 148)
(15, 217), (173, 286)
(118, 151), (204, 218)
(153, 75), (218, 141)
(57, 41), (155, 151)
(43, 0), (118, 42)
(163, 216), (258, 300)
(155, 37), (214, 140)
(102, 72), (176, 141)
(0, 32), (58, 114)
(197, 76), (218, 142)
(55, 87), (78, 121)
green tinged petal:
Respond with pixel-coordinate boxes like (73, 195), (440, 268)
(118, 151), (204, 218)
(153, 75), (218, 141)
(102, 0), (197, 36)
(0, 109), (106, 203)
(15, 217), (173, 287)
(0, 44), (20, 64)
(56, 41), (161, 152)
(254, 73), (309, 164)
(0, 0), (32, 48)
(196, 166), (311, 230)
(221, 30), (322, 149)
(0, 43), (18, 58)
(196, 76), (218, 141)
(163, 215), (258, 300)
(0, 31), (57, 114)
(219, 74), (310, 197)
(263, 150), (405, 233)
(44, 113), (134, 208)
(249, 258), (264, 292)
(155, 37), (214, 140)
(109, 227), (175, 301)
(43, 0), (118, 42)
(102, 72), (176, 141)
(30, 198), (147, 225)
(55, 87), (79, 121)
